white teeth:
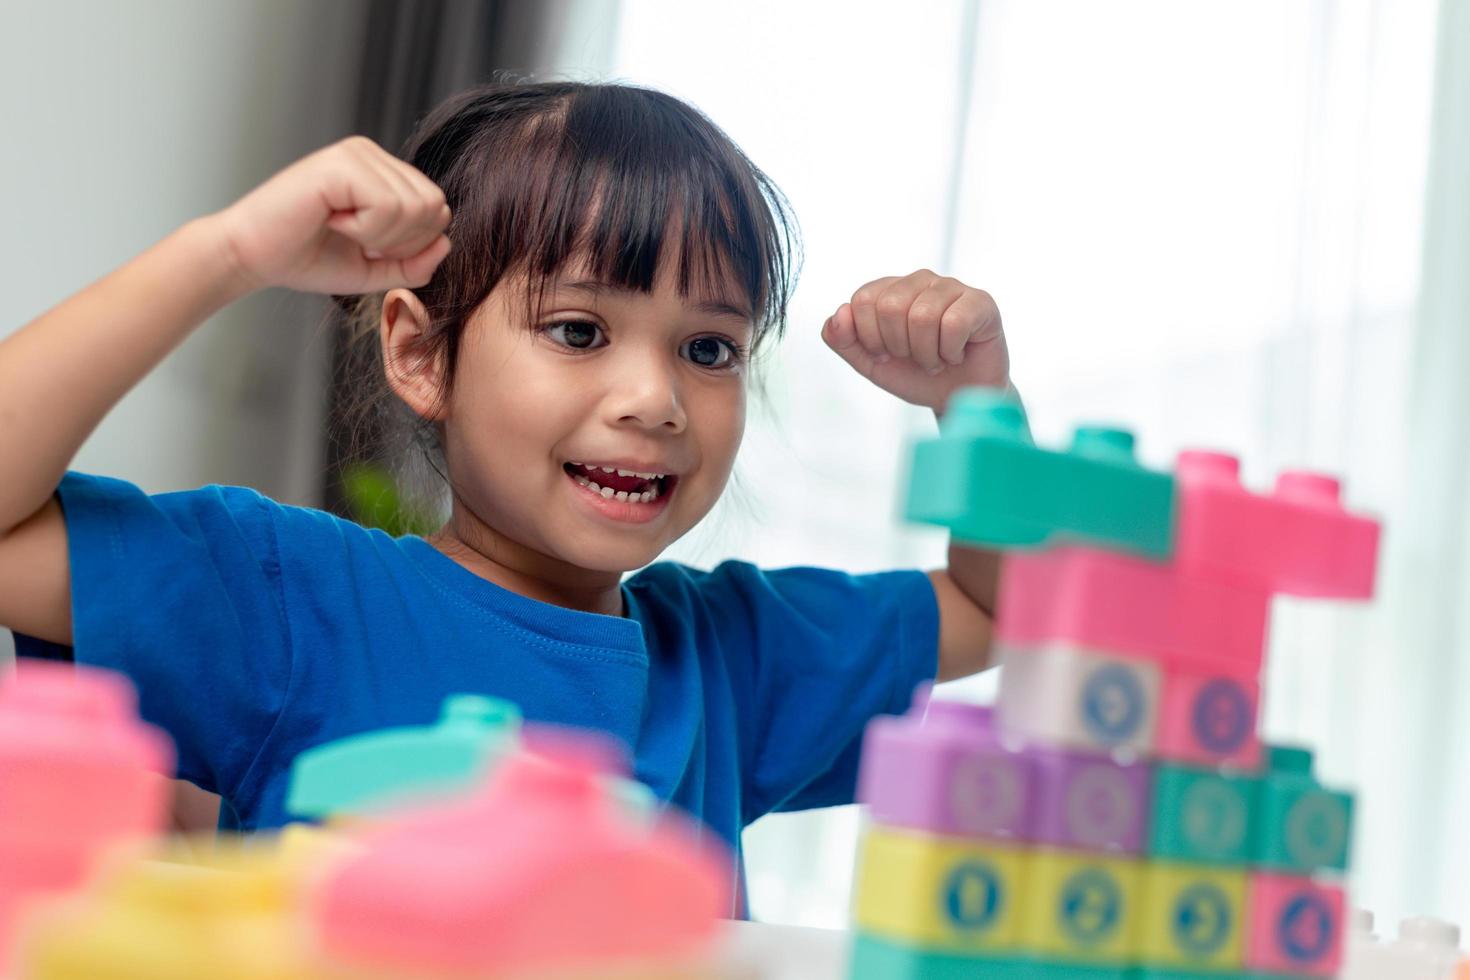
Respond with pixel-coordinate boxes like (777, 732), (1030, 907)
(614, 490), (629, 502)
(617, 468), (634, 477)
(600, 465), (615, 473)
(639, 490), (653, 502)
(600, 486), (614, 499)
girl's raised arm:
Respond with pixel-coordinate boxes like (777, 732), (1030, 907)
(0, 136), (452, 643)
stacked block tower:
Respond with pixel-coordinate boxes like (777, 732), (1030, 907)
(849, 389), (1380, 980)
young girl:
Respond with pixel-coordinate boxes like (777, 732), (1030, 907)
(0, 81), (1008, 912)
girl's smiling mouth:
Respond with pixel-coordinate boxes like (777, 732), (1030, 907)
(563, 461), (680, 524)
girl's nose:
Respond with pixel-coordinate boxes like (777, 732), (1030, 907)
(606, 355), (687, 434)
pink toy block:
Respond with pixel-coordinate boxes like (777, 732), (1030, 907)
(1156, 667), (1262, 769)
(0, 660), (174, 956)
(310, 729), (730, 977)
(1173, 451), (1380, 598)
(995, 546), (1272, 671)
(996, 644), (1161, 754)
(858, 699), (1038, 841)
(1246, 872), (1346, 975)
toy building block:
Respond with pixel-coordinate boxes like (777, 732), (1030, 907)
(0, 660), (174, 959)
(17, 840), (320, 980)
(1172, 452), (1380, 598)
(996, 644), (1161, 755)
(995, 546), (1272, 672)
(858, 698), (1036, 841)
(1137, 863), (1248, 971)
(1254, 746), (1354, 875)
(1156, 669), (1261, 769)
(1029, 741), (1152, 855)
(847, 934), (1042, 980)
(1015, 849), (1143, 965)
(1149, 764), (1260, 867)
(905, 387), (1177, 558)
(1245, 873), (1346, 976)
(310, 737), (730, 978)
(286, 693), (521, 819)
(853, 824), (1027, 954)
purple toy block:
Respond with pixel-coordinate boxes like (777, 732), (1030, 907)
(858, 699), (1037, 841)
(1030, 746), (1153, 855)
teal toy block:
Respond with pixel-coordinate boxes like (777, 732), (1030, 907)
(1254, 745), (1354, 875)
(905, 387), (1177, 557)
(847, 934), (1027, 980)
(286, 694), (521, 819)
(847, 934), (1125, 980)
(1149, 764), (1260, 866)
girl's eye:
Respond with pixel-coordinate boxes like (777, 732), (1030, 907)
(683, 336), (744, 370)
(543, 320), (607, 350)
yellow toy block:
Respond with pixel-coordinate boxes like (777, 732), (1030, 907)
(17, 838), (322, 980)
(1137, 861), (1247, 971)
(1016, 848), (1142, 964)
(854, 824), (1027, 953)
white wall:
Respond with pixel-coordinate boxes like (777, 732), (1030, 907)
(1, 0), (373, 663)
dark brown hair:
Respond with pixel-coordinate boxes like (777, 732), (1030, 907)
(334, 79), (801, 498)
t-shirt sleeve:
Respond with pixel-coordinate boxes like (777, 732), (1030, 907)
(699, 561), (938, 822)
(13, 472), (293, 803)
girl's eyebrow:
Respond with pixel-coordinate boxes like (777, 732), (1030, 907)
(553, 279), (752, 322)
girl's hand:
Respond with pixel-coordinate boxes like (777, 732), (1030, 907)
(821, 270), (1009, 414)
(209, 136), (452, 296)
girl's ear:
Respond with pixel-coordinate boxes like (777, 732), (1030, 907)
(381, 288), (448, 421)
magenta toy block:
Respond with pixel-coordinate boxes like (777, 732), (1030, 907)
(997, 645), (1161, 755)
(995, 547), (1272, 672)
(1172, 452), (1380, 598)
(859, 700), (1037, 841)
(0, 660), (175, 957)
(1245, 873), (1345, 975)
(1029, 748), (1153, 855)
(312, 735), (730, 977)
(1156, 668), (1262, 769)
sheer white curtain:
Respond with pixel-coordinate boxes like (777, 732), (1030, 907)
(611, 0), (1463, 927)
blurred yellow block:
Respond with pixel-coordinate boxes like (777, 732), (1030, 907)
(1136, 861), (1246, 970)
(1016, 848), (1141, 963)
(18, 838), (320, 980)
(853, 824), (1026, 952)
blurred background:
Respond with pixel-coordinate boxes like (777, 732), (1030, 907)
(3, 0), (1468, 933)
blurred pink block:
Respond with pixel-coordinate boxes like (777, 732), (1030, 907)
(997, 546), (1272, 671)
(0, 660), (174, 955)
(1246, 872), (1346, 975)
(1172, 451), (1380, 599)
(311, 736), (731, 977)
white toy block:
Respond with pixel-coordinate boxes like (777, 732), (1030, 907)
(995, 643), (1161, 755)
(1341, 911), (1463, 980)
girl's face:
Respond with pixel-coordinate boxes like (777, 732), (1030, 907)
(417, 253), (752, 589)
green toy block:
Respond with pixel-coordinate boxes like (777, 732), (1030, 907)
(847, 933), (1125, 980)
(904, 387), (1177, 557)
(1149, 764), (1260, 866)
(1253, 745), (1354, 875)
(286, 694), (521, 819)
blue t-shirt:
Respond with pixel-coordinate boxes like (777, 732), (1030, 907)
(14, 472), (938, 910)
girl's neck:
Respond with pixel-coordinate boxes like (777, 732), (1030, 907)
(426, 513), (626, 618)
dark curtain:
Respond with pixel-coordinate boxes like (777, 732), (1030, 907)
(322, 0), (564, 517)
